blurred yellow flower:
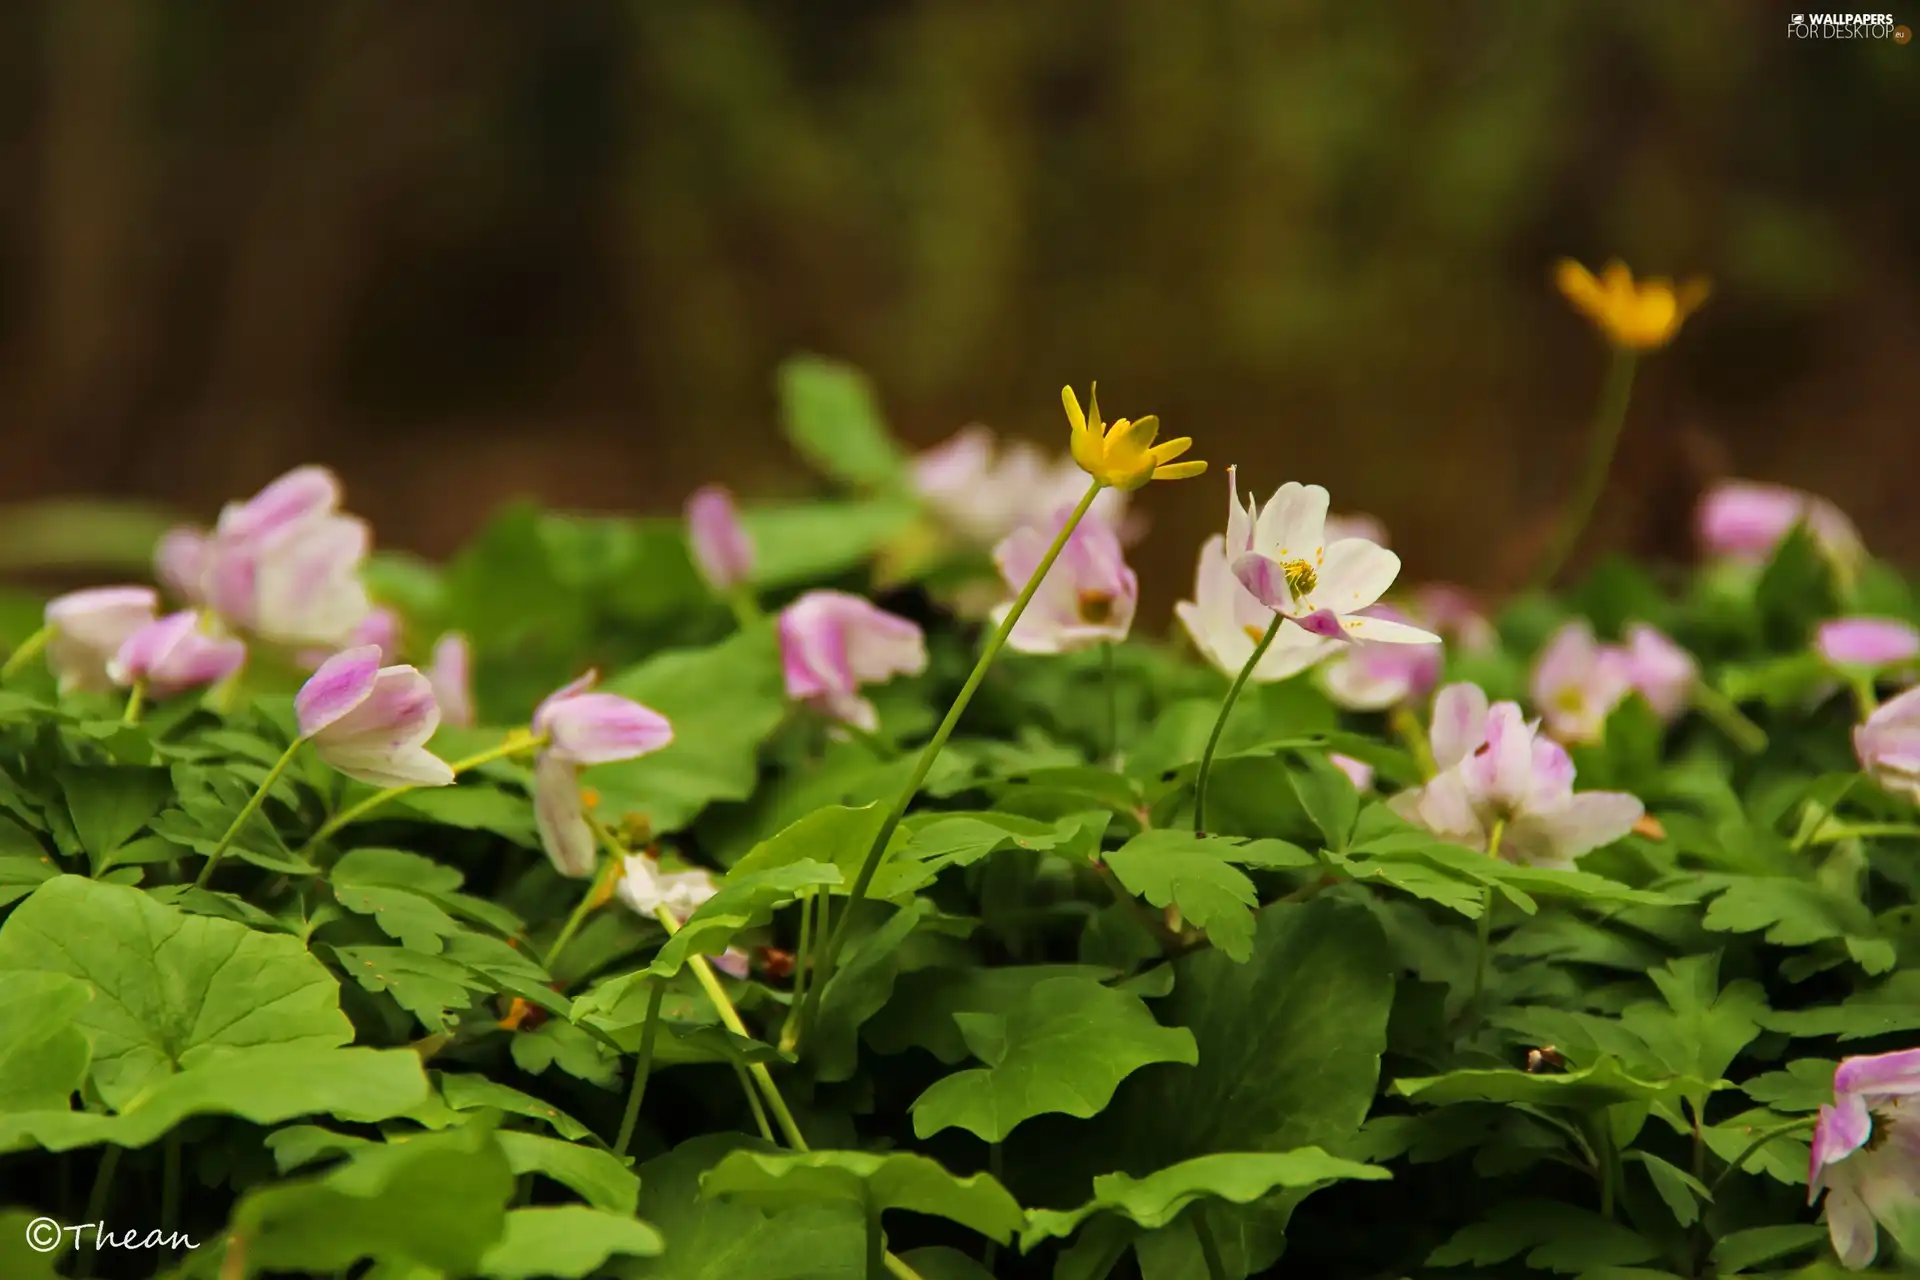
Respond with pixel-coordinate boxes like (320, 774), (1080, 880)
(1063, 384), (1206, 491)
(1555, 259), (1710, 351)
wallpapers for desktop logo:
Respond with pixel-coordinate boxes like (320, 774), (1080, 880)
(1787, 12), (1909, 39)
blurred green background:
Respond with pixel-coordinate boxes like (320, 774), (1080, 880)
(1, 1), (1915, 623)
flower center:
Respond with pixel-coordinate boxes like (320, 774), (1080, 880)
(1077, 591), (1115, 625)
(1554, 688), (1586, 715)
(1283, 558), (1317, 598)
(1864, 1113), (1893, 1152)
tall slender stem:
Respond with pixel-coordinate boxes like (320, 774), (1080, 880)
(655, 904), (809, 1150)
(1531, 347), (1639, 589)
(1192, 1208), (1230, 1280)
(545, 855), (621, 974)
(727, 588), (763, 630)
(799, 479), (1106, 1042)
(0, 625), (50, 682)
(735, 1063), (775, 1141)
(1468, 818), (1509, 1024)
(1391, 705), (1436, 780)
(613, 981), (667, 1156)
(121, 680), (147, 726)
(160, 1130), (183, 1240)
(1690, 683), (1767, 754)
(77, 1146), (120, 1280)
(196, 739), (305, 888)
(1193, 615), (1284, 835)
(304, 730), (543, 847)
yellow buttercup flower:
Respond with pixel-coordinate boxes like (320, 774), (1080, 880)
(1063, 384), (1206, 491)
(1555, 259), (1710, 352)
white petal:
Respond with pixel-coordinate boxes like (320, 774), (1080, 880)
(1338, 614), (1441, 645)
(1430, 684), (1490, 771)
(1252, 482), (1329, 559)
(1318, 539), (1402, 613)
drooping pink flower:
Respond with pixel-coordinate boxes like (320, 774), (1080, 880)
(990, 504), (1137, 654)
(1855, 685), (1920, 804)
(295, 646), (454, 789)
(1330, 753), (1375, 792)
(154, 528), (212, 606)
(44, 587), (159, 694)
(778, 590), (927, 731)
(912, 425), (1130, 548)
(426, 632), (475, 729)
(188, 466), (374, 648)
(108, 611), (246, 699)
(1809, 1048), (1920, 1269)
(1818, 618), (1920, 670)
(1531, 620), (1632, 743)
(685, 485), (755, 595)
(530, 673), (673, 878)
(1620, 623), (1698, 722)
(1174, 534), (1336, 684)
(1414, 584), (1499, 653)
(1697, 479), (1863, 569)
(1228, 472), (1439, 646)
(1389, 682), (1644, 870)
(1322, 604), (1444, 710)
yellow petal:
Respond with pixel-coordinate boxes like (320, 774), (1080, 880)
(1554, 259), (1600, 309)
(1147, 435), (1193, 465)
(1086, 382), (1104, 434)
(1152, 460), (1208, 481)
(1111, 414), (1160, 453)
(1061, 385), (1087, 434)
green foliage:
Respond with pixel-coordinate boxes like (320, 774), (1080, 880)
(0, 405), (1914, 1278)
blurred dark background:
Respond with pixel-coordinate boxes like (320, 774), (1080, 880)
(1, 0), (1916, 622)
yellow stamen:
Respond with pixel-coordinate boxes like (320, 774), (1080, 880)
(1283, 559), (1317, 597)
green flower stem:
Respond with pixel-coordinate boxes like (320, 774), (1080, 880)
(1192, 1209), (1230, 1280)
(77, 1146), (120, 1280)
(727, 587), (763, 630)
(1793, 775), (1861, 854)
(160, 1130), (182, 1239)
(196, 738), (305, 889)
(1706, 1116), (1818, 1195)
(0, 625), (50, 682)
(779, 890), (818, 1054)
(1193, 614), (1284, 835)
(883, 1250), (927, 1280)
(613, 980), (667, 1157)
(543, 854), (621, 974)
(735, 1062), (775, 1142)
(1531, 347), (1639, 589)
(798, 477), (1107, 1043)
(1849, 673), (1879, 720)
(304, 730), (545, 848)
(121, 680), (147, 726)
(654, 903), (809, 1151)
(1391, 705), (1436, 779)
(1590, 1114), (1618, 1220)
(1468, 818), (1510, 1024)
(1690, 683), (1767, 755)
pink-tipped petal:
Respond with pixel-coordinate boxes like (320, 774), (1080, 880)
(109, 611), (246, 698)
(154, 527), (212, 605)
(1330, 753), (1374, 792)
(45, 586), (162, 695)
(1532, 790), (1644, 858)
(296, 646), (383, 737)
(1813, 1097), (1877, 1180)
(427, 632), (475, 729)
(1622, 624), (1698, 721)
(543, 692), (673, 766)
(1231, 554), (1293, 612)
(685, 484), (756, 594)
(1833, 1048), (1920, 1101)
(1430, 683), (1492, 771)
(534, 752), (595, 879)
(1818, 618), (1920, 669)
(215, 465), (341, 541)
(249, 514), (373, 647)
(711, 949), (752, 979)
(1291, 608), (1350, 641)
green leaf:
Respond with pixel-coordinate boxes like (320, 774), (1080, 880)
(596, 626), (790, 834)
(627, 1135), (864, 1279)
(230, 1122), (514, 1275)
(1022, 1149), (1390, 1247)
(1765, 971), (1920, 1039)
(0, 971), (91, 1110)
(813, 898), (933, 1083)
(496, 1131), (638, 1214)
(1708, 1224), (1828, 1274)
(1103, 830), (1314, 963)
(863, 964), (1118, 1064)
(778, 355), (906, 490)
(1427, 1198), (1661, 1272)
(1616, 954), (1766, 1107)
(728, 803), (893, 888)
(0, 875), (351, 1107)
(911, 976), (1198, 1143)
(1393, 1057), (1679, 1111)
(1698, 876), (1896, 974)
(390, 786), (538, 846)
(0, 1046), (430, 1153)
(743, 499), (919, 588)
(0, 849), (56, 907)
(1623, 1151), (1711, 1229)
(1702, 1108), (1810, 1187)
(0, 1208), (68, 1277)
(1741, 1059), (1836, 1113)
(59, 765), (172, 870)
(1285, 753), (1359, 851)
(701, 1149), (1025, 1245)
(331, 847), (521, 938)
(332, 945), (491, 1033)
(331, 854), (467, 954)
(884, 811), (1108, 896)
(438, 1073), (593, 1141)
(477, 1206), (664, 1278)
